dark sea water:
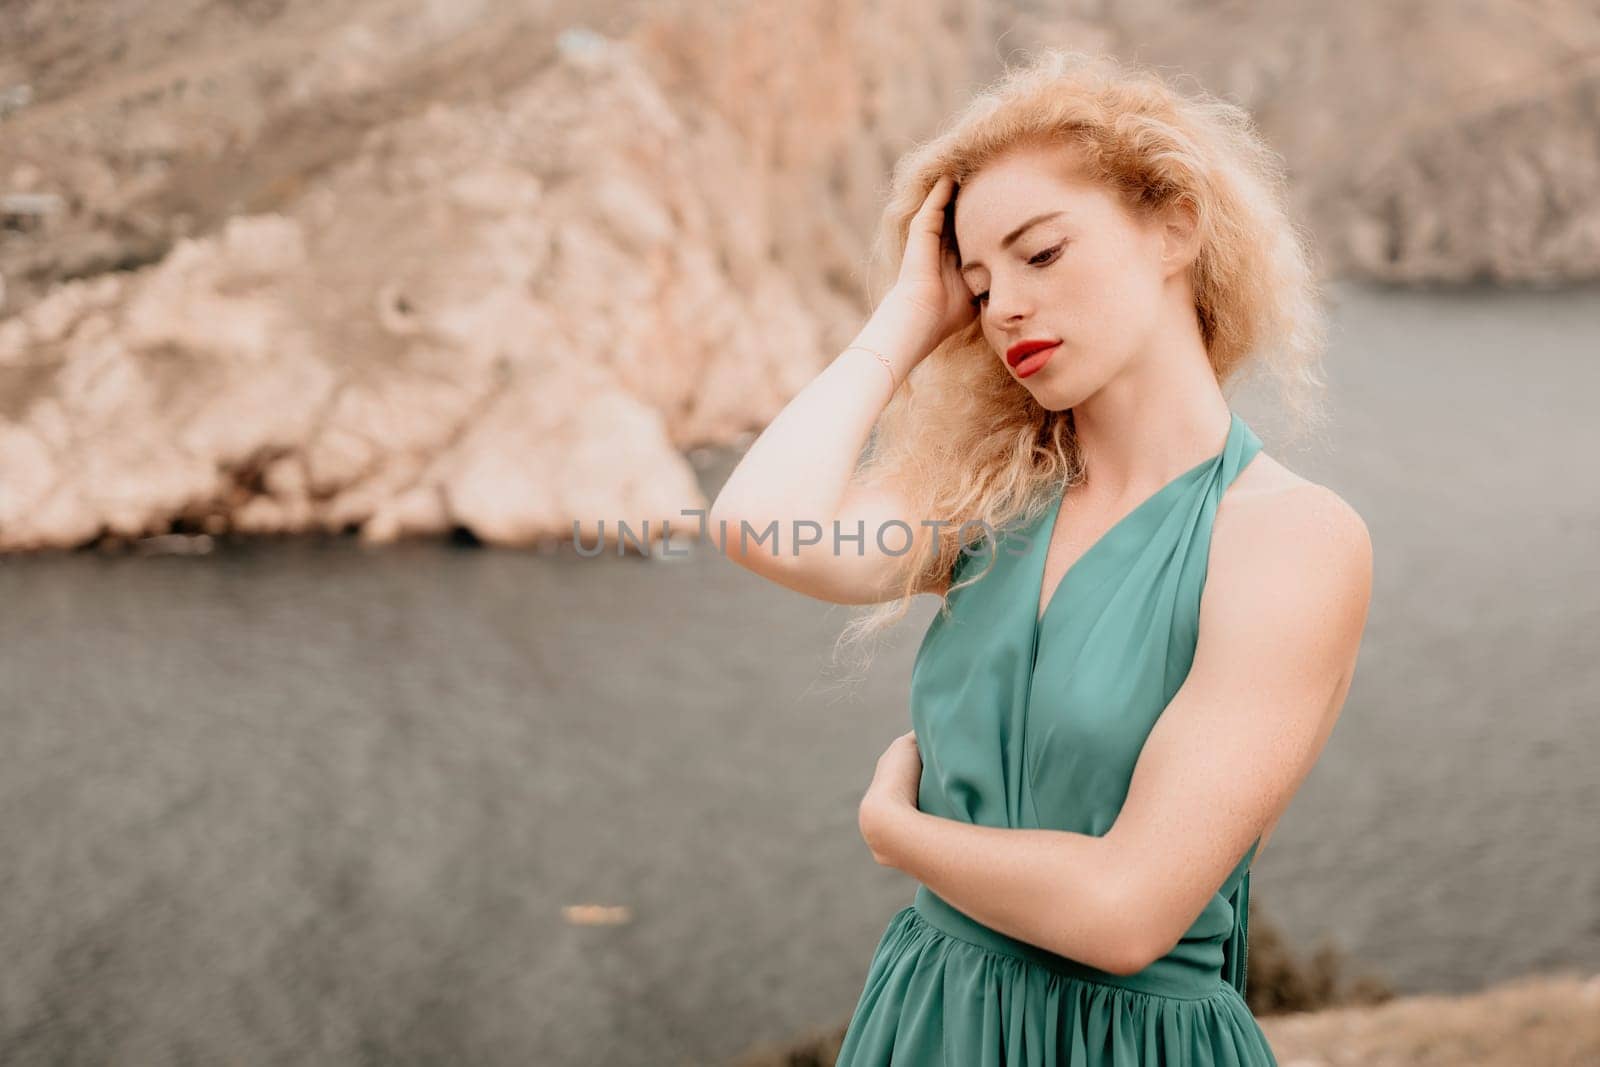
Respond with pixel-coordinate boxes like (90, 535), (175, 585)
(1, 280), (1596, 1065)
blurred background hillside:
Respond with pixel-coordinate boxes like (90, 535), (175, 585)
(4, 0), (1600, 549)
(1, 1), (1598, 1064)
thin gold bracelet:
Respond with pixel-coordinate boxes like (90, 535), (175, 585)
(844, 344), (899, 393)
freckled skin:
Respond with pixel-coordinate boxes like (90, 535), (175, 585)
(952, 142), (1196, 413)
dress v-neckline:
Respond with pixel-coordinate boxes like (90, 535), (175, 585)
(1032, 410), (1239, 631)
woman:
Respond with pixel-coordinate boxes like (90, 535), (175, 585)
(710, 49), (1371, 1065)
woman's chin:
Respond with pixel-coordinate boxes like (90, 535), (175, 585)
(1019, 367), (1085, 410)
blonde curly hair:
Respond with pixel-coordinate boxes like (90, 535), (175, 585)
(826, 48), (1330, 683)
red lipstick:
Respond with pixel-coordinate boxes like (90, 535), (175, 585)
(1006, 338), (1060, 379)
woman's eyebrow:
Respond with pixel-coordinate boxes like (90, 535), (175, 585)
(958, 211), (1065, 278)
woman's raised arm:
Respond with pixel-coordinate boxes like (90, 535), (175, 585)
(710, 176), (974, 606)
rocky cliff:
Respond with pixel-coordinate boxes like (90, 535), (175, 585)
(2, 0), (1596, 552)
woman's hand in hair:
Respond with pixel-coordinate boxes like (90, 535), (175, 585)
(890, 174), (980, 352)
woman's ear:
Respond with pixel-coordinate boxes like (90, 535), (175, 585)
(1158, 198), (1201, 277)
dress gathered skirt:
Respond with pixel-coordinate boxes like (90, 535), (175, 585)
(834, 409), (1278, 1066)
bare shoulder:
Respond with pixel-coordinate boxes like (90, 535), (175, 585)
(1209, 451), (1373, 613)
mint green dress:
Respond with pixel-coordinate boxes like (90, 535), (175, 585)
(836, 409), (1276, 1066)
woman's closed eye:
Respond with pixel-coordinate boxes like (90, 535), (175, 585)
(969, 241), (1066, 308)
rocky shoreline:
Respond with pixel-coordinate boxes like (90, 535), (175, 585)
(4, 1), (1600, 554)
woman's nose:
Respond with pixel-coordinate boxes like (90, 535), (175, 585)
(989, 289), (1030, 325)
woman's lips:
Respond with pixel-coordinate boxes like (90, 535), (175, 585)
(1011, 342), (1059, 379)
